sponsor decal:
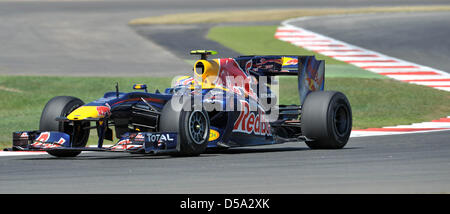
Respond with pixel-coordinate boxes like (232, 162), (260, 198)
(35, 132), (50, 142)
(116, 139), (131, 145)
(144, 133), (177, 152)
(245, 59), (253, 73)
(304, 57), (324, 92)
(283, 57), (298, 66)
(31, 132), (67, 148)
(56, 137), (66, 145)
(20, 132), (29, 138)
(215, 58), (258, 100)
(208, 129), (220, 141)
(252, 57), (283, 73)
(96, 106), (111, 117)
(131, 133), (145, 142)
(174, 76), (194, 87)
(111, 139), (142, 151)
(233, 100), (272, 136)
(146, 133), (175, 143)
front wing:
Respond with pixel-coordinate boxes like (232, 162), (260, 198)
(8, 131), (179, 155)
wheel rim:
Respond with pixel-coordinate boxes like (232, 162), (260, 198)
(333, 104), (350, 137)
(188, 111), (208, 145)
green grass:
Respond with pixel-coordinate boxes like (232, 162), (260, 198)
(208, 25), (386, 79)
(278, 77), (450, 129)
(129, 6), (450, 25)
(208, 26), (346, 65)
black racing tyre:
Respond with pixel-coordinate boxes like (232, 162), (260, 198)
(159, 98), (210, 156)
(301, 91), (352, 149)
(39, 96), (90, 157)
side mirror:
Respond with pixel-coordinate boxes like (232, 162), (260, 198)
(133, 84), (147, 92)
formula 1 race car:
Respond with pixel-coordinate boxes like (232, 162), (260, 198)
(7, 50), (352, 157)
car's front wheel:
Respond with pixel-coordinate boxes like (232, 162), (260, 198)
(159, 98), (210, 156)
(39, 96), (90, 157)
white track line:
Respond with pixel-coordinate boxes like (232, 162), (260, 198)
(350, 117), (450, 137)
(278, 17), (450, 92)
(350, 128), (450, 138)
(277, 16), (450, 137)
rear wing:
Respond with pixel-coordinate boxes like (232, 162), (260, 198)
(235, 55), (325, 105)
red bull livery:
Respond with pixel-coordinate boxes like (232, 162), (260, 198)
(6, 50), (352, 157)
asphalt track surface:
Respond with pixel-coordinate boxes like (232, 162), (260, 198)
(133, 24), (243, 60)
(1, 130), (450, 193)
(1, 0), (450, 193)
(0, 0), (449, 76)
(288, 12), (450, 74)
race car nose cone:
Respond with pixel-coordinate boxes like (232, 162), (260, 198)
(67, 106), (110, 121)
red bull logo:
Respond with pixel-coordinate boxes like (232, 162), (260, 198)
(305, 57), (323, 91)
(35, 132), (50, 142)
(110, 139), (142, 151)
(96, 106), (111, 117)
(284, 58), (298, 65)
(217, 58), (258, 100)
(233, 100), (272, 136)
(31, 132), (66, 148)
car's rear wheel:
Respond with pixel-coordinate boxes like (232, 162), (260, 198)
(301, 91), (352, 149)
(40, 96), (90, 157)
(159, 98), (210, 156)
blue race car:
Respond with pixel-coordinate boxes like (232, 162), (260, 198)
(8, 50), (352, 157)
